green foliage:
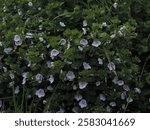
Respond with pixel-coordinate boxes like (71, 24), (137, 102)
(0, 0), (150, 113)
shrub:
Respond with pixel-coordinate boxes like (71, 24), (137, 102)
(0, 0), (150, 112)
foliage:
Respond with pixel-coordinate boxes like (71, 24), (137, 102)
(0, 0), (150, 112)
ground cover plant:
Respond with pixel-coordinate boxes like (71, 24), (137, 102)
(0, 0), (150, 112)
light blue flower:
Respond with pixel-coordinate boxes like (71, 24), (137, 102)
(79, 81), (88, 89)
(79, 99), (87, 108)
(66, 71), (75, 81)
(35, 88), (45, 98)
(83, 62), (91, 70)
(92, 40), (101, 47)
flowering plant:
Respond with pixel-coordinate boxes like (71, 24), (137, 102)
(0, 0), (149, 112)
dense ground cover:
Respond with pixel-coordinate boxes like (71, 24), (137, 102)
(0, 0), (150, 112)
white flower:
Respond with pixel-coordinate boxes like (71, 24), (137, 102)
(80, 39), (88, 46)
(134, 88), (141, 94)
(0, 100), (2, 108)
(96, 81), (101, 86)
(22, 72), (28, 78)
(28, 2), (33, 6)
(72, 107), (78, 113)
(26, 33), (33, 38)
(92, 40), (101, 47)
(122, 104), (126, 110)
(47, 85), (54, 91)
(66, 71), (75, 81)
(14, 86), (20, 94)
(60, 38), (66, 45)
(102, 22), (107, 27)
(47, 61), (54, 68)
(83, 20), (88, 27)
(82, 28), (87, 35)
(83, 62), (91, 70)
(113, 2), (118, 9)
(39, 37), (44, 42)
(79, 81), (88, 89)
(106, 106), (112, 112)
(59, 22), (66, 27)
(4, 48), (13, 54)
(110, 33), (116, 39)
(74, 94), (83, 101)
(79, 99), (87, 108)
(98, 58), (103, 65)
(99, 94), (106, 101)
(9, 72), (15, 79)
(0, 41), (3, 46)
(110, 102), (116, 107)
(43, 100), (47, 104)
(35, 89), (45, 98)
(121, 92), (126, 100)
(123, 85), (130, 91)
(78, 46), (83, 51)
(73, 85), (78, 90)
(35, 73), (43, 83)
(50, 49), (59, 59)
(48, 75), (54, 84)
(117, 80), (124, 86)
(127, 97), (133, 103)
(22, 78), (26, 85)
(107, 62), (116, 71)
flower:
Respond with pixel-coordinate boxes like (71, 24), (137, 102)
(82, 28), (87, 35)
(78, 46), (83, 51)
(102, 22), (107, 27)
(35, 89), (45, 98)
(106, 106), (112, 112)
(99, 94), (106, 101)
(110, 33), (116, 39)
(117, 80), (124, 86)
(26, 33), (33, 38)
(4, 48), (13, 54)
(83, 62), (91, 70)
(121, 92), (126, 100)
(28, 2), (33, 6)
(14, 35), (22, 46)
(92, 40), (101, 47)
(134, 88), (141, 94)
(74, 94), (83, 101)
(60, 38), (66, 45)
(79, 81), (88, 89)
(47, 85), (54, 91)
(0, 100), (2, 108)
(59, 22), (66, 27)
(123, 85), (130, 91)
(66, 71), (75, 81)
(35, 73), (43, 83)
(14, 86), (20, 94)
(112, 76), (118, 84)
(47, 61), (54, 68)
(79, 99), (87, 108)
(96, 81), (101, 86)
(48, 75), (54, 84)
(83, 20), (88, 27)
(127, 97), (133, 103)
(50, 49), (59, 59)
(98, 58), (103, 65)
(109, 102), (116, 107)
(107, 62), (116, 71)
(113, 2), (118, 9)
(80, 39), (88, 46)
